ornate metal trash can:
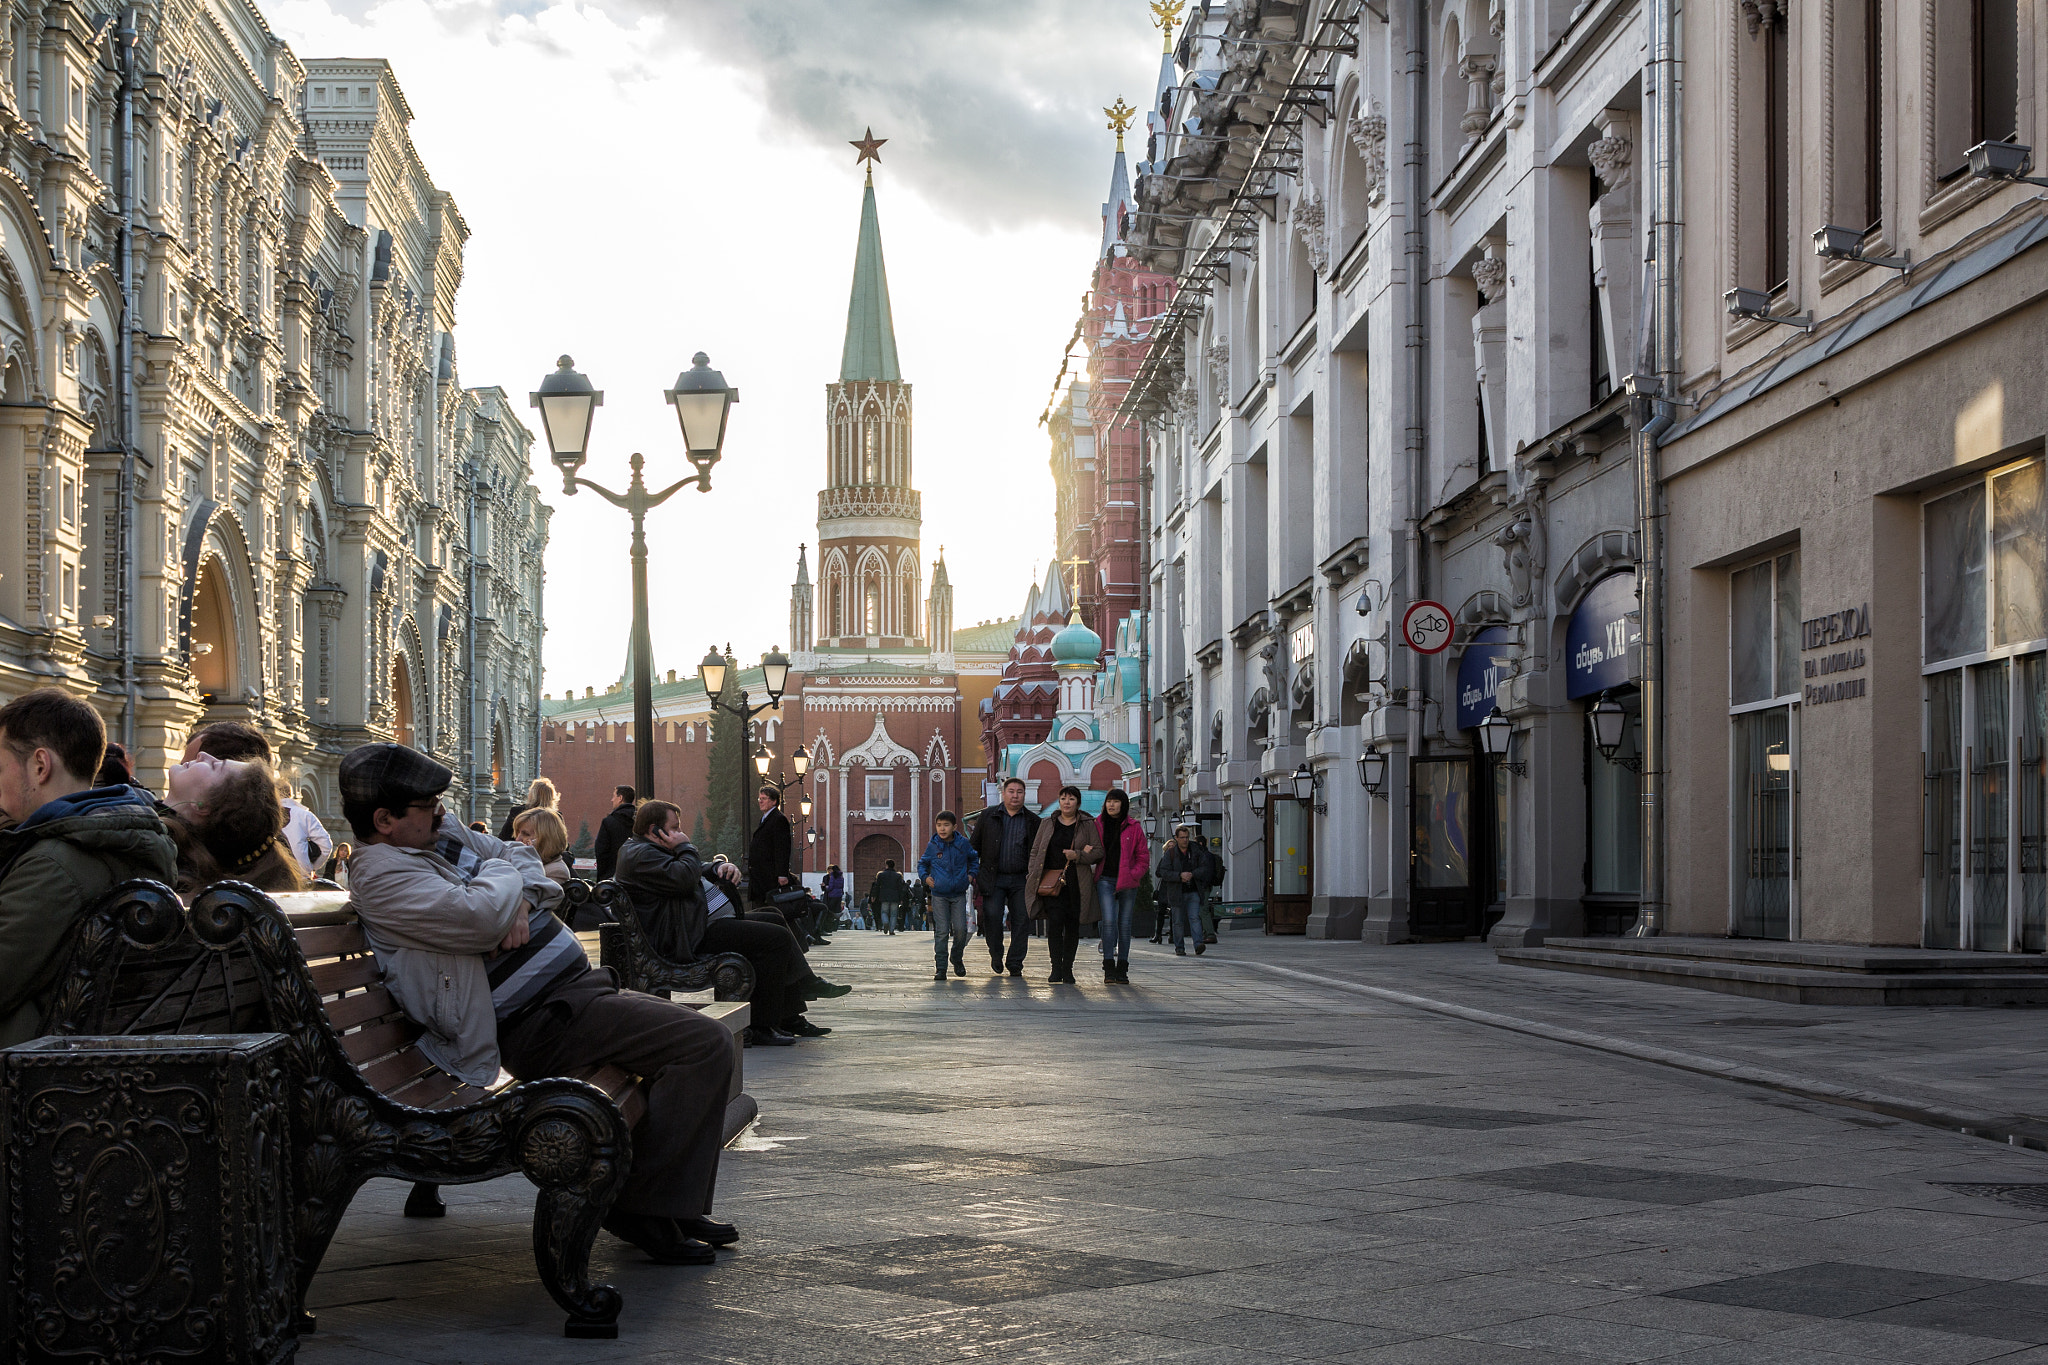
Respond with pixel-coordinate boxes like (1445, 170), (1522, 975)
(1, 1033), (298, 1364)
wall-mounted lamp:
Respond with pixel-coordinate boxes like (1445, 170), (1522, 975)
(1478, 706), (1527, 777)
(1587, 691), (1643, 772)
(1248, 775), (1269, 815)
(1724, 287), (1812, 333)
(1966, 140), (2048, 188)
(1812, 224), (1910, 272)
(1358, 745), (1388, 799)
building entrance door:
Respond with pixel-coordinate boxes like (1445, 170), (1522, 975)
(1265, 800), (1311, 933)
(1410, 757), (1482, 938)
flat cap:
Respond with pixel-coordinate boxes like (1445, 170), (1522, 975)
(338, 743), (452, 808)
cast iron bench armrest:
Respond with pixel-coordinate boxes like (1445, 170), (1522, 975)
(584, 880), (758, 1002)
(43, 879), (632, 1339)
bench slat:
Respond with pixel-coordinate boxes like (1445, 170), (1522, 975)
(386, 1071), (466, 1108)
(309, 955), (382, 996)
(339, 1017), (420, 1067)
(566, 1065), (645, 1128)
(295, 922), (367, 960)
(359, 1045), (439, 1096)
(324, 986), (403, 1032)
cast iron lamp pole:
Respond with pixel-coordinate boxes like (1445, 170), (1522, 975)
(533, 354), (739, 801)
(699, 644), (791, 865)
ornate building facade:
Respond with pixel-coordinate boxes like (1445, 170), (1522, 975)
(1114, 0), (2045, 952)
(0, 2), (546, 829)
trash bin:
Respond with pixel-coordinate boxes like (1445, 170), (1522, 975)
(2, 1033), (298, 1363)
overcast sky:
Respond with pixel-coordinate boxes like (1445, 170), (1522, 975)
(265, 0), (1165, 696)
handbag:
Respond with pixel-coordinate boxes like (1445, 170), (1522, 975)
(1036, 865), (1067, 898)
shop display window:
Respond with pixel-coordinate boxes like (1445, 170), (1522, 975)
(1922, 456), (2046, 951)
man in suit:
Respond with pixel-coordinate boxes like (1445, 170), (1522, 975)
(745, 786), (793, 908)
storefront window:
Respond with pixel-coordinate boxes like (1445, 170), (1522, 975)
(1922, 456), (2046, 951)
(1731, 551), (1800, 939)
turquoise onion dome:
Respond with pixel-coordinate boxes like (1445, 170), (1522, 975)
(1050, 610), (1103, 664)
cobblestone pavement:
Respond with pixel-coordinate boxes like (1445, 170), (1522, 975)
(301, 930), (2048, 1364)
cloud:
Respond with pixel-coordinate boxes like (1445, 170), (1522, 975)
(567, 0), (1162, 229)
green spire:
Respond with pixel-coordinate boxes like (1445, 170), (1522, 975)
(840, 181), (902, 383)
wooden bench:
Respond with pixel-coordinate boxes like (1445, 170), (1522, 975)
(587, 879), (761, 1001)
(41, 879), (753, 1339)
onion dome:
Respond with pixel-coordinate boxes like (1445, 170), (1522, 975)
(1050, 610), (1103, 665)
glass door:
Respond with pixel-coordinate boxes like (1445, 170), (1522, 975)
(1925, 670), (1964, 948)
(2020, 654), (2045, 951)
(1410, 757), (1480, 938)
(1733, 708), (1794, 939)
(1729, 552), (1800, 940)
(1265, 799), (1311, 934)
(1585, 691), (1642, 935)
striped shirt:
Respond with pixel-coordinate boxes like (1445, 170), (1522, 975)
(435, 833), (588, 1020)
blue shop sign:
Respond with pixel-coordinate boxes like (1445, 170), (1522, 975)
(1567, 571), (1642, 700)
(1455, 626), (1516, 731)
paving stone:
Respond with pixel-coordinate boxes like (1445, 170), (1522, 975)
(298, 935), (2048, 1362)
(1463, 1161), (1809, 1206)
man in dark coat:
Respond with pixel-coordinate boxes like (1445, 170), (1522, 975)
(0, 689), (179, 1047)
(593, 785), (636, 880)
(745, 786), (793, 908)
(968, 778), (1041, 976)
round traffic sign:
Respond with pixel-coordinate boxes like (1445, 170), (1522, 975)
(1401, 600), (1455, 655)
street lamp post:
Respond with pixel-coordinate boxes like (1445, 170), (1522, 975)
(533, 354), (739, 801)
(700, 643), (791, 864)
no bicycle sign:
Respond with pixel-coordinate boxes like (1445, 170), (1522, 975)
(1401, 600), (1455, 655)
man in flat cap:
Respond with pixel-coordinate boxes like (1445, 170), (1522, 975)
(339, 742), (736, 1264)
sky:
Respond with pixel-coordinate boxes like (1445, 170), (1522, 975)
(263, 0), (1169, 698)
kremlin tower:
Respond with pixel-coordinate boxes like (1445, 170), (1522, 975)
(783, 134), (1013, 893)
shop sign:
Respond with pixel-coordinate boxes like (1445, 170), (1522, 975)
(1455, 626), (1516, 731)
(1803, 601), (1871, 705)
(1566, 572), (1641, 700)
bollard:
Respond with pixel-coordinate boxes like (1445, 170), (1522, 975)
(1, 1033), (297, 1364)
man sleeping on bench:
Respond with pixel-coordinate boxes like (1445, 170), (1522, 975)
(339, 740), (737, 1265)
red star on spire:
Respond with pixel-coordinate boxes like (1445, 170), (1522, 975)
(849, 127), (887, 167)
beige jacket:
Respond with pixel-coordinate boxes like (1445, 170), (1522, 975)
(347, 824), (563, 1085)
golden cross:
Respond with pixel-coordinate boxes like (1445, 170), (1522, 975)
(1150, 0), (1186, 52)
(1061, 556), (1090, 605)
(1104, 97), (1137, 152)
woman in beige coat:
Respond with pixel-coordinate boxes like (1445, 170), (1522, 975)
(1024, 785), (1103, 985)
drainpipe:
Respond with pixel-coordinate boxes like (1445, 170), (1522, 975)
(1632, 0), (1681, 937)
(464, 450), (480, 825)
(1403, 0), (1429, 774)
(115, 7), (138, 749)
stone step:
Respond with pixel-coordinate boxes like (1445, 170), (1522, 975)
(1498, 942), (2048, 1005)
(1535, 935), (2048, 974)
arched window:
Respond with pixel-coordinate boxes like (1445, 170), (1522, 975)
(865, 582), (881, 635)
(863, 423), (878, 482)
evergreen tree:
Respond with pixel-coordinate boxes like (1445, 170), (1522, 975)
(570, 819), (594, 858)
(690, 810), (708, 852)
(706, 665), (747, 862)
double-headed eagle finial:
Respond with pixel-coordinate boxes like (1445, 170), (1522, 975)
(1104, 97), (1137, 151)
(1150, 0), (1186, 52)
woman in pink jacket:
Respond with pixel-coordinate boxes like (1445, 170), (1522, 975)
(1095, 789), (1148, 984)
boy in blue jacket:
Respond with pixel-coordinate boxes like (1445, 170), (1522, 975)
(917, 811), (980, 980)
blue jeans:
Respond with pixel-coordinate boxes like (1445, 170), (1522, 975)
(1096, 880), (1136, 962)
(1172, 889), (1205, 952)
(931, 893), (969, 969)
(980, 883), (1033, 970)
